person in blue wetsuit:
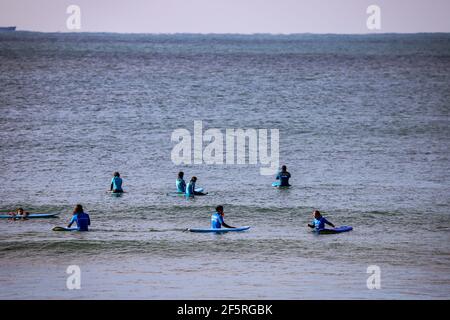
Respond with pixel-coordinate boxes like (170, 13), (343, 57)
(67, 204), (91, 231)
(308, 210), (335, 231)
(276, 165), (291, 186)
(211, 205), (235, 229)
(110, 172), (123, 193)
(176, 171), (186, 193)
(185, 176), (207, 197)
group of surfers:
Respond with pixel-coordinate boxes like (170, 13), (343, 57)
(175, 172), (207, 196)
(5, 166), (336, 232)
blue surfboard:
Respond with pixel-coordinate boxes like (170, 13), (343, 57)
(109, 191), (124, 197)
(188, 226), (250, 233)
(272, 182), (290, 188)
(167, 188), (205, 197)
(316, 226), (353, 234)
(0, 213), (59, 219)
(52, 226), (79, 231)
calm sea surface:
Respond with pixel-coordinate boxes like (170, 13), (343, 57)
(0, 32), (449, 299)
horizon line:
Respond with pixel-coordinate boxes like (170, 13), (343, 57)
(7, 29), (450, 36)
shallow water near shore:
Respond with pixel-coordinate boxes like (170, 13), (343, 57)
(0, 32), (449, 299)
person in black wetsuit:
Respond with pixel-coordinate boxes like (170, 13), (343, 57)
(275, 165), (291, 186)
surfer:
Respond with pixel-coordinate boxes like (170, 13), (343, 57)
(211, 205), (235, 229)
(110, 172), (123, 193)
(185, 176), (207, 196)
(9, 207), (29, 219)
(307, 210), (335, 231)
(67, 204), (91, 231)
(176, 171), (186, 193)
(275, 165), (291, 186)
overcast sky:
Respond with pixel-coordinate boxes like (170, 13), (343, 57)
(1, 0), (449, 33)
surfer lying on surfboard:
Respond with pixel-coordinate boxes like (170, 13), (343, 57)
(7, 207), (29, 219)
(211, 205), (235, 229)
(67, 204), (91, 231)
(307, 210), (335, 231)
(186, 176), (207, 196)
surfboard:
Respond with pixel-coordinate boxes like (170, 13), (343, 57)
(167, 192), (186, 197)
(188, 226), (250, 233)
(52, 226), (79, 231)
(109, 191), (124, 196)
(272, 182), (290, 188)
(0, 213), (59, 219)
(167, 188), (205, 196)
(316, 226), (353, 234)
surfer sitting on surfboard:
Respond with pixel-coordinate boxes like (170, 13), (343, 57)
(67, 204), (91, 231)
(307, 210), (335, 231)
(176, 171), (186, 193)
(185, 176), (207, 196)
(110, 172), (123, 193)
(276, 165), (291, 186)
(211, 205), (235, 229)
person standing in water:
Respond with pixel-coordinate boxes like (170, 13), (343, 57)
(176, 171), (186, 193)
(110, 172), (123, 193)
(276, 165), (291, 186)
(67, 204), (91, 231)
(185, 176), (207, 197)
(211, 205), (235, 229)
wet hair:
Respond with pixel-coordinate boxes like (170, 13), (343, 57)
(114, 172), (120, 177)
(73, 204), (84, 214)
(216, 205), (224, 212)
(17, 207), (24, 213)
(282, 165), (287, 171)
(178, 171), (184, 178)
(313, 210), (321, 216)
(191, 176), (197, 181)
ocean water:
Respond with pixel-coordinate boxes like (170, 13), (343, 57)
(0, 32), (449, 299)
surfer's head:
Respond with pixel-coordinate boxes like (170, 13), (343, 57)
(281, 165), (287, 172)
(313, 210), (321, 219)
(73, 204), (84, 214)
(17, 207), (24, 214)
(191, 176), (197, 182)
(178, 171), (184, 179)
(216, 205), (224, 215)
(114, 172), (120, 177)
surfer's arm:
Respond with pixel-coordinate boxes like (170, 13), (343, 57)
(324, 219), (335, 228)
(222, 221), (235, 228)
(307, 223), (315, 228)
(67, 216), (76, 228)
